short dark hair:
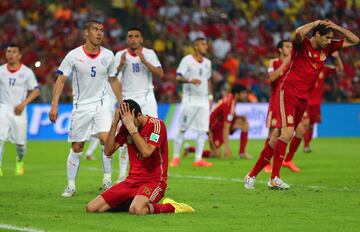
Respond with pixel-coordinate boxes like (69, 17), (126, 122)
(124, 99), (142, 117)
(312, 23), (333, 36)
(6, 44), (20, 50)
(193, 37), (207, 44)
(85, 20), (103, 30)
(277, 40), (291, 50)
(231, 84), (247, 94)
(127, 27), (143, 34)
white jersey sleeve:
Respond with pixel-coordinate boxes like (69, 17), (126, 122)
(146, 50), (162, 68)
(57, 52), (73, 77)
(26, 69), (39, 90)
(107, 53), (117, 77)
(176, 56), (190, 79)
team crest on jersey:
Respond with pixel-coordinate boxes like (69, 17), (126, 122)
(127, 135), (133, 144)
(287, 114), (294, 124)
(101, 58), (108, 66)
(149, 133), (160, 143)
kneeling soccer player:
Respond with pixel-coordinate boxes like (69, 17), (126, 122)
(86, 100), (194, 214)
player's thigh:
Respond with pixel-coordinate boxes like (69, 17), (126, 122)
(193, 105), (210, 131)
(10, 113), (27, 144)
(0, 106), (11, 141)
(68, 109), (94, 142)
(139, 94), (158, 117)
(178, 104), (199, 131)
(136, 182), (166, 204)
(231, 116), (247, 130)
(101, 181), (137, 210)
(93, 106), (112, 135)
(278, 90), (298, 128)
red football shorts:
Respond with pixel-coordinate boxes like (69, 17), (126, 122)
(210, 118), (237, 148)
(101, 181), (166, 210)
(276, 90), (307, 128)
(307, 104), (321, 124)
(266, 98), (279, 128)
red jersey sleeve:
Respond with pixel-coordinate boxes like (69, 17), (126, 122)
(147, 119), (166, 148)
(114, 124), (128, 146)
(223, 95), (235, 123)
(326, 39), (344, 55)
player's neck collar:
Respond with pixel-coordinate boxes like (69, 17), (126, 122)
(82, 45), (101, 59)
(127, 47), (143, 57)
(192, 54), (203, 63)
(7, 63), (22, 73)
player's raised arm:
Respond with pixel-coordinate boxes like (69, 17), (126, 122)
(135, 49), (164, 78)
(119, 102), (157, 158)
(332, 51), (344, 72)
(49, 74), (67, 122)
(104, 108), (122, 157)
(294, 20), (323, 45)
(323, 20), (359, 48)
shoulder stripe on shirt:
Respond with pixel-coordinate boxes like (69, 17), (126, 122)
(149, 118), (161, 134)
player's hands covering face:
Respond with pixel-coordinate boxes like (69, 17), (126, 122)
(119, 102), (138, 134)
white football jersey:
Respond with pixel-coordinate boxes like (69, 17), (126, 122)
(0, 64), (38, 107)
(114, 47), (162, 98)
(177, 55), (212, 103)
(57, 46), (117, 106)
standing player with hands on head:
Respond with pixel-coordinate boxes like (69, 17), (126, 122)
(86, 100), (195, 214)
(244, 19), (359, 190)
(114, 27), (163, 182)
(170, 37), (213, 168)
(49, 20), (122, 197)
(0, 45), (40, 176)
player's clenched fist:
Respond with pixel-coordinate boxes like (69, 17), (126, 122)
(49, 106), (58, 123)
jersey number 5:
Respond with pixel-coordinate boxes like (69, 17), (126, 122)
(9, 78), (16, 86)
(91, 66), (96, 77)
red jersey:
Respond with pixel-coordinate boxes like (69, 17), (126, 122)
(281, 37), (343, 100)
(268, 58), (285, 105)
(210, 93), (235, 130)
(308, 65), (336, 105)
(115, 116), (168, 186)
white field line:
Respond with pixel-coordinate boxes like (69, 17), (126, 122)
(83, 167), (358, 192)
(0, 224), (45, 232)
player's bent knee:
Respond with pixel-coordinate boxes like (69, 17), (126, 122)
(129, 205), (146, 215)
(86, 203), (98, 213)
(72, 142), (84, 153)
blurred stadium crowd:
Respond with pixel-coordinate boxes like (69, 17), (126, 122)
(0, 0), (359, 103)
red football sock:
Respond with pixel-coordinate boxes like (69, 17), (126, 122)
(308, 126), (313, 144)
(271, 139), (288, 178)
(303, 130), (310, 147)
(249, 142), (274, 177)
(239, 132), (248, 154)
(202, 150), (211, 158)
(188, 146), (195, 153)
(148, 203), (175, 214)
(285, 136), (301, 162)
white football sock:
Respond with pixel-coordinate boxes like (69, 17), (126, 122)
(101, 145), (112, 181)
(173, 131), (185, 158)
(195, 131), (207, 162)
(0, 141), (4, 167)
(85, 137), (99, 157)
(15, 144), (26, 161)
(67, 149), (82, 187)
(118, 145), (129, 181)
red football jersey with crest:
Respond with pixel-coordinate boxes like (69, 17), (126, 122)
(210, 93), (235, 130)
(115, 116), (168, 185)
(281, 37), (343, 99)
(308, 65), (336, 105)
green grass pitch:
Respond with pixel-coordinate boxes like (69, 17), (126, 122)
(0, 138), (359, 232)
